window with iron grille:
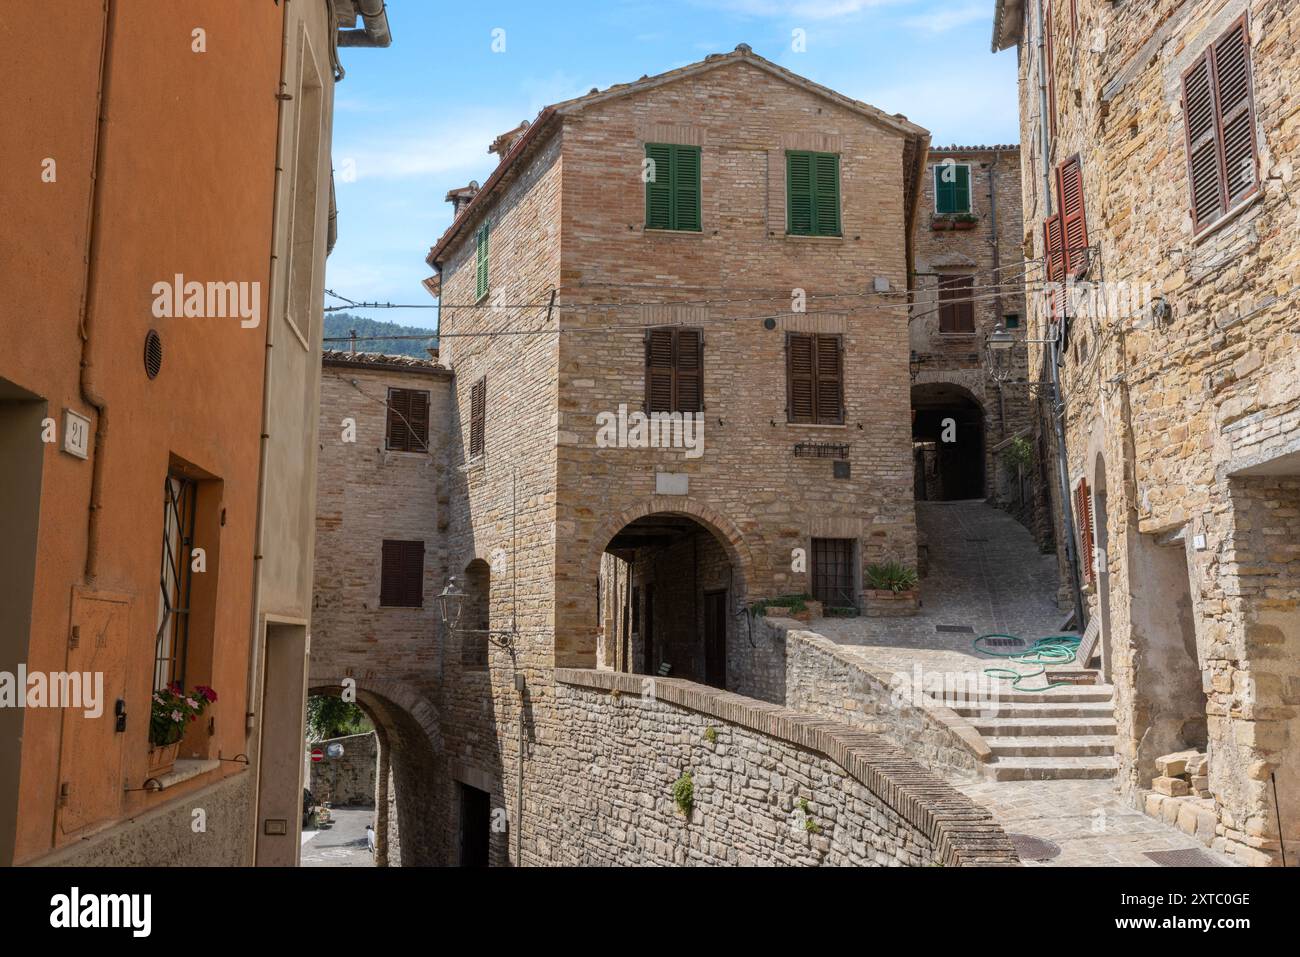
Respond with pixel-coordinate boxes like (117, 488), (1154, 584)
(1182, 16), (1258, 233)
(811, 538), (857, 610)
(937, 274), (976, 333)
(786, 333), (843, 423)
(386, 387), (430, 452)
(156, 474), (197, 691)
(380, 539), (425, 608)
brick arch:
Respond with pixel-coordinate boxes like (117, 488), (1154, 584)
(583, 495), (757, 593)
(910, 377), (986, 411)
(307, 676), (443, 753)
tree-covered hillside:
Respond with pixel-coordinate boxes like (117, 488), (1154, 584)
(322, 313), (438, 357)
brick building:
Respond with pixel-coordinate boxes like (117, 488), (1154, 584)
(908, 145), (1045, 543)
(993, 0), (1300, 864)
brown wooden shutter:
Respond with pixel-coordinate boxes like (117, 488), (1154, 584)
(786, 333), (815, 422)
(645, 328), (675, 413)
(1057, 157), (1088, 276)
(469, 377), (486, 458)
(1045, 4), (1057, 139)
(815, 335), (843, 423)
(1183, 54), (1222, 229)
(380, 539), (423, 607)
(1075, 482), (1094, 586)
(387, 388), (411, 450)
(1044, 212), (1064, 282)
(938, 275), (975, 333)
(675, 328), (703, 413)
(408, 390), (429, 450)
(1214, 19), (1257, 205)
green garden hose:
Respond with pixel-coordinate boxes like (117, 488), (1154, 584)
(972, 634), (1081, 691)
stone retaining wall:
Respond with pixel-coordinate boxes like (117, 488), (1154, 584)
(730, 615), (991, 780)
(549, 669), (1016, 866)
(308, 732), (377, 807)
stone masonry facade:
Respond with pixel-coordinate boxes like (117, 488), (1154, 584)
(996, 0), (1300, 864)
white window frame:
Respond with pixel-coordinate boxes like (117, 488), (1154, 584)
(932, 161), (973, 215)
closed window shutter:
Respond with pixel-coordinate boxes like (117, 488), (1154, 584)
(380, 540), (401, 605)
(938, 275), (975, 333)
(645, 328), (675, 413)
(786, 333), (815, 422)
(404, 540), (425, 607)
(935, 164), (971, 214)
(386, 388), (411, 450)
(813, 152), (841, 235)
(1057, 157), (1088, 275)
(787, 151), (814, 234)
(1183, 56), (1222, 228)
(645, 143), (673, 229)
(475, 224), (489, 300)
(673, 146), (701, 231)
(675, 328), (703, 412)
(469, 377), (486, 458)
(408, 389), (429, 450)
(381, 540), (424, 607)
(1075, 482), (1094, 586)
(1214, 20), (1257, 205)
(1044, 212), (1064, 282)
(815, 334), (843, 422)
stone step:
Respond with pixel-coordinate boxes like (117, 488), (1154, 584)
(985, 735), (1116, 757)
(987, 755), (1118, 781)
(972, 716), (1118, 737)
(976, 686), (1114, 704)
(952, 700), (1115, 719)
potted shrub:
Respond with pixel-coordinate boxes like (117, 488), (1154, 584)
(149, 683), (217, 775)
(864, 562), (920, 617)
(930, 212), (979, 231)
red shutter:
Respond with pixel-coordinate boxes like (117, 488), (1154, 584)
(1182, 54), (1223, 229)
(675, 328), (703, 413)
(1057, 157), (1088, 276)
(787, 333), (815, 422)
(645, 328), (675, 413)
(1075, 482), (1094, 586)
(1214, 18), (1257, 204)
(815, 335), (843, 423)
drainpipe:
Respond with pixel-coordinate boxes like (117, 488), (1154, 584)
(78, 0), (116, 585)
(1035, 0), (1053, 219)
(988, 156), (1007, 439)
(337, 0), (392, 48)
(1047, 333), (1086, 628)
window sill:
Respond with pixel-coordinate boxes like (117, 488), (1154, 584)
(780, 233), (843, 242)
(1190, 188), (1262, 246)
(643, 227), (704, 237)
(152, 758), (220, 791)
(786, 421), (847, 429)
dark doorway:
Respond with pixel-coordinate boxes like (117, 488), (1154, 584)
(911, 383), (986, 500)
(811, 537), (857, 610)
(642, 583), (655, 674)
(457, 782), (491, 867)
(703, 590), (727, 688)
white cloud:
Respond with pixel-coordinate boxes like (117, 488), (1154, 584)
(900, 3), (987, 33)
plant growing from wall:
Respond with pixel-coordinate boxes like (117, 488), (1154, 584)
(704, 727), (717, 744)
(673, 771), (694, 818)
(798, 798), (822, 834)
(865, 562), (919, 593)
(1004, 436), (1033, 474)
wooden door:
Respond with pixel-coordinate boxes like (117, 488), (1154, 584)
(703, 590), (727, 689)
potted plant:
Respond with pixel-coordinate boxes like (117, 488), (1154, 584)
(149, 683), (217, 775)
(930, 212), (979, 231)
(864, 562), (920, 617)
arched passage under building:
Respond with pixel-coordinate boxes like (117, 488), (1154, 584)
(912, 382), (986, 500)
(303, 681), (449, 866)
(597, 511), (743, 689)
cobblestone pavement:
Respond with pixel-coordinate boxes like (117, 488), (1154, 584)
(956, 779), (1238, 866)
(301, 806), (376, 867)
(813, 499), (1070, 684)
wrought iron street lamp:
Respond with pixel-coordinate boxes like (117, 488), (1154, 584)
(436, 577), (464, 633)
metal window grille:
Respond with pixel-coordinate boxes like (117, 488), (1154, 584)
(811, 537), (857, 610)
(156, 474), (196, 691)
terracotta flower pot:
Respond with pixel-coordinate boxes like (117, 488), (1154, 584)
(147, 741), (180, 776)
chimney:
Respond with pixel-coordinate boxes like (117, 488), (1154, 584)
(489, 120), (530, 164)
(445, 180), (480, 218)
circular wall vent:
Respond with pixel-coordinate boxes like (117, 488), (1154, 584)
(144, 329), (163, 379)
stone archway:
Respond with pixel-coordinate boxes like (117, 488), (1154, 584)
(306, 677), (447, 866)
(911, 381), (987, 500)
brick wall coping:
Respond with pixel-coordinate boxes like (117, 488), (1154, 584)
(779, 622), (994, 766)
(555, 667), (1019, 866)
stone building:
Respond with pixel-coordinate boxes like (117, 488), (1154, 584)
(993, 0), (1300, 864)
(908, 145), (1046, 542)
(0, 0), (390, 867)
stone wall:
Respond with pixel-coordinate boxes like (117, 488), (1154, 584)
(546, 669), (1016, 866)
(729, 616), (991, 780)
(308, 732), (377, 807)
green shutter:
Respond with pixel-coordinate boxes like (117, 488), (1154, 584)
(475, 223), (489, 300)
(935, 163), (970, 214)
(645, 143), (700, 231)
(787, 150), (840, 236)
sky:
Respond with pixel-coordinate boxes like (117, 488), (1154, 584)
(326, 0), (1018, 331)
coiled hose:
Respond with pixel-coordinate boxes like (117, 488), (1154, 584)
(973, 634), (1081, 691)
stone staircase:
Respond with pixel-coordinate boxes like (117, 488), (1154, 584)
(949, 685), (1119, 781)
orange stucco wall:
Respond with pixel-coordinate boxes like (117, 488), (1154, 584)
(0, 1), (285, 863)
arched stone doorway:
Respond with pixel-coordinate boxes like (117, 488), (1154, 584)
(305, 679), (447, 866)
(911, 382), (986, 500)
(592, 505), (750, 689)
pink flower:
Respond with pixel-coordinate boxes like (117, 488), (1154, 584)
(185, 697), (199, 709)
(171, 710), (183, 723)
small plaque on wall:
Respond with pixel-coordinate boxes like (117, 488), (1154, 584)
(655, 472), (689, 495)
(62, 409), (91, 460)
(833, 460), (851, 480)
